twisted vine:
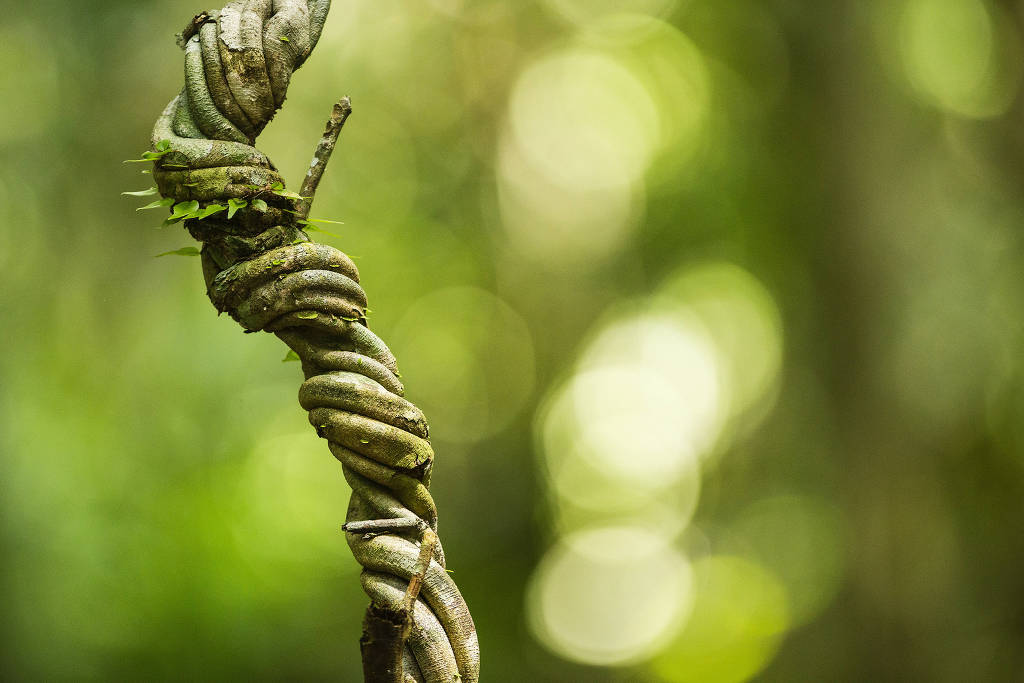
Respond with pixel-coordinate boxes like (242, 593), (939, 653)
(144, 2), (479, 680)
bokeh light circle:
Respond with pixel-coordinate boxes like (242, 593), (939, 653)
(497, 24), (710, 268)
(538, 364), (703, 532)
(653, 262), (784, 433)
(542, 311), (722, 497)
(731, 495), (846, 626)
(495, 133), (643, 267)
(898, 0), (1021, 118)
(527, 526), (694, 666)
(651, 555), (790, 683)
(509, 49), (660, 191)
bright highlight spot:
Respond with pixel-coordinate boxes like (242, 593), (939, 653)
(899, 0), (1019, 117)
(496, 135), (643, 268)
(651, 555), (790, 683)
(654, 262), (784, 436)
(538, 262), (781, 513)
(542, 312), (720, 499)
(528, 526), (694, 666)
(579, 314), (723, 471)
(497, 26), (710, 268)
(509, 50), (660, 191)
(531, 264), (785, 670)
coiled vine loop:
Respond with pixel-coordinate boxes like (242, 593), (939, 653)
(146, 2), (479, 681)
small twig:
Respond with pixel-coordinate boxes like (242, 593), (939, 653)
(403, 527), (438, 615)
(343, 517), (423, 537)
(344, 517), (438, 682)
(298, 96), (352, 219)
(175, 12), (212, 49)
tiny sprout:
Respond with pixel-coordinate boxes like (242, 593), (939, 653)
(122, 187), (159, 197)
(272, 188), (308, 201)
(124, 141), (172, 164)
(155, 247), (200, 258)
(137, 198), (175, 211)
(227, 198), (248, 219)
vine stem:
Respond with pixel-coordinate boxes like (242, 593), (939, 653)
(298, 96), (353, 219)
(147, 4), (480, 678)
(345, 518), (438, 682)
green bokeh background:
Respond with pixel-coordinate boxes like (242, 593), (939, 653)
(3, 0), (1024, 680)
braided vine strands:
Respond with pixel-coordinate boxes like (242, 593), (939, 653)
(147, 2), (479, 681)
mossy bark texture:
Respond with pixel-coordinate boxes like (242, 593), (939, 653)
(145, 3), (479, 681)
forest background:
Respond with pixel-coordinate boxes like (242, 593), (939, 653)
(2, 0), (1024, 680)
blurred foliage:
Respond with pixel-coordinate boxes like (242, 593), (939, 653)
(3, 0), (1024, 680)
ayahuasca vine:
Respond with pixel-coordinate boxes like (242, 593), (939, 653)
(126, 2), (479, 681)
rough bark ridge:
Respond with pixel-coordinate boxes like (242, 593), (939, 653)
(146, 2), (479, 681)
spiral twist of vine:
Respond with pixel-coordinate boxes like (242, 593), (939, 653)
(146, 2), (479, 680)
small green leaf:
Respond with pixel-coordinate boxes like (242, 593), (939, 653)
(251, 198), (268, 212)
(359, 439), (369, 444)
(227, 198), (248, 219)
(155, 139), (172, 152)
(122, 187), (159, 197)
(137, 198), (175, 211)
(298, 220), (339, 237)
(282, 350), (300, 363)
(271, 181), (284, 191)
(295, 311), (319, 319)
(193, 203), (226, 220)
(171, 200), (200, 219)
(305, 216), (345, 225)
(124, 148), (173, 163)
(161, 163), (190, 170)
(278, 35), (290, 42)
(182, 182), (200, 188)
(155, 247), (201, 258)
(273, 189), (308, 201)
